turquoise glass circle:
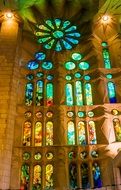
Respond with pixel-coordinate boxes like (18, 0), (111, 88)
(35, 52), (46, 61)
(106, 74), (112, 79)
(27, 61), (39, 70)
(26, 74), (34, 80)
(36, 72), (44, 78)
(72, 53), (82, 61)
(74, 72), (81, 78)
(47, 75), (54, 80)
(84, 75), (91, 81)
(78, 111), (85, 118)
(78, 61), (89, 70)
(88, 111), (94, 118)
(101, 42), (108, 47)
(53, 30), (64, 38)
(42, 61), (53, 70)
(66, 75), (72, 81)
(65, 61), (76, 70)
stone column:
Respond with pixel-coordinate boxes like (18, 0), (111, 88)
(0, 16), (20, 189)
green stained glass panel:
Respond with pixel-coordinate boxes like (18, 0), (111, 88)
(34, 153), (42, 160)
(36, 81), (43, 106)
(84, 75), (91, 81)
(53, 30), (64, 38)
(36, 72), (44, 78)
(46, 83), (53, 106)
(75, 81), (83, 106)
(106, 74), (112, 79)
(78, 121), (86, 145)
(62, 20), (71, 29)
(25, 83), (33, 106)
(65, 25), (77, 32)
(101, 41), (108, 47)
(55, 18), (61, 28)
(55, 41), (62, 51)
(65, 61), (76, 70)
(67, 121), (75, 145)
(44, 39), (55, 49)
(47, 75), (54, 81)
(72, 53), (82, 61)
(102, 49), (111, 69)
(38, 36), (51, 43)
(85, 83), (93, 105)
(45, 19), (54, 29)
(65, 83), (73, 106)
(78, 111), (85, 118)
(107, 82), (116, 103)
(20, 164), (30, 188)
(74, 72), (81, 78)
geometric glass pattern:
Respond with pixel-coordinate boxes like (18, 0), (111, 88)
(107, 82), (117, 103)
(36, 19), (81, 52)
(102, 42), (111, 69)
(88, 121), (97, 144)
(20, 164), (30, 189)
(78, 121), (86, 145)
(67, 121), (75, 145)
(25, 83), (33, 106)
(66, 83), (73, 106)
(85, 83), (93, 105)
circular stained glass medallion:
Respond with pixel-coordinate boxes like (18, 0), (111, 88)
(88, 111), (94, 118)
(35, 52), (46, 61)
(112, 109), (119, 116)
(24, 111), (32, 118)
(36, 19), (81, 51)
(34, 153), (42, 160)
(65, 61), (76, 70)
(84, 75), (91, 81)
(42, 61), (53, 70)
(78, 111), (85, 118)
(72, 53), (82, 61)
(91, 150), (99, 158)
(80, 151), (87, 159)
(78, 61), (89, 70)
(23, 152), (31, 161)
(35, 111), (42, 118)
(26, 74), (34, 80)
(68, 151), (76, 159)
(74, 72), (81, 78)
(67, 111), (74, 118)
(46, 111), (53, 118)
(106, 74), (112, 79)
(101, 41), (108, 47)
(46, 152), (53, 160)
(36, 72), (44, 78)
(47, 75), (54, 80)
(66, 75), (72, 81)
(27, 60), (39, 70)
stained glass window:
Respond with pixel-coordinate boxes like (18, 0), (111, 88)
(107, 82), (117, 103)
(85, 83), (93, 105)
(78, 111), (85, 118)
(74, 72), (81, 78)
(20, 164), (30, 190)
(65, 61), (76, 70)
(78, 61), (89, 70)
(36, 19), (81, 51)
(23, 121), (32, 146)
(102, 42), (111, 69)
(106, 74), (112, 79)
(113, 118), (121, 141)
(26, 74), (34, 80)
(92, 163), (102, 188)
(69, 163), (77, 189)
(67, 121), (75, 145)
(46, 83), (54, 106)
(25, 83), (33, 106)
(45, 164), (53, 188)
(27, 60), (39, 70)
(68, 151), (76, 159)
(81, 163), (90, 189)
(36, 80), (43, 106)
(75, 81), (83, 106)
(91, 151), (99, 158)
(72, 53), (82, 61)
(80, 151), (87, 159)
(42, 61), (53, 70)
(78, 121), (86, 145)
(65, 83), (73, 106)
(23, 152), (31, 161)
(46, 152), (53, 160)
(35, 122), (42, 146)
(35, 52), (46, 61)
(88, 121), (97, 144)
(34, 153), (42, 160)
(46, 121), (53, 145)
(33, 165), (42, 189)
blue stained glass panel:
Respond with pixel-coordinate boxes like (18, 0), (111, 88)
(85, 83), (93, 105)
(65, 25), (77, 32)
(35, 52), (46, 61)
(27, 61), (39, 70)
(20, 164), (30, 189)
(62, 39), (72, 49)
(92, 163), (102, 188)
(107, 82), (117, 103)
(66, 32), (81, 37)
(66, 37), (79, 44)
(25, 83), (33, 106)
(36, 81), (43, 106)
(75, 81), (83, 106)
(55, 41), (62, 51)
(65, 83), (73, 106)
(42, 61), (53, 70)
(81, 163), (90, 189)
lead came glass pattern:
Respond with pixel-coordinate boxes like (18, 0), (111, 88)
(75, 81), (83, 106)
(36, 19), (81, 51)
(46, 83), (54, 106)
(23, 121), (32, 146)
(45, 164), (53, 188)
(67, 121), (75, 145)
(66, 83), (73, 106)
(78, 121), (86, 145)
(35, 122), (42, 146)
(102, 42), (111, 69)
(20, 164), (30, 189)
(25, 83), (33, 106)
(36, 80), (44, 106)
(33, 165), (42, 189)
(107, 82), (117, 103)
